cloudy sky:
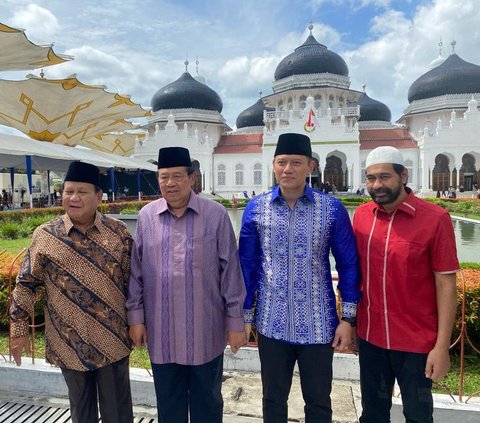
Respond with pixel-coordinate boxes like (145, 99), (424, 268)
(1, 0), (480, 129)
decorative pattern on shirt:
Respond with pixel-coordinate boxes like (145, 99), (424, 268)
(239, 185), (360, 345)
(10, 212), (133, 371)
(127, 193), (246, 366)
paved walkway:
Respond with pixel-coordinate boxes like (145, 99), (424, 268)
(0, 376), (361, 422)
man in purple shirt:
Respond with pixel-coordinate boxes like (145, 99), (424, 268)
(127, 147), (246, 423)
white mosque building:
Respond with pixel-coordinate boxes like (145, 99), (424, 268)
(134, 26), (480, 198)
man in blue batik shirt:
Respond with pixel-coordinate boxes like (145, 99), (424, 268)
(239, 133), (360, 423)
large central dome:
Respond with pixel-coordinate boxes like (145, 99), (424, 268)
(151, 71), (223, 112)
(274, 29), (349, 81)
(408, 54), (480, 103)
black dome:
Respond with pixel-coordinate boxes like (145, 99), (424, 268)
(236, 99), (275, 128)
(356, 92), (391, 122)
(408, 54), (480, 103)
(274, 34), (349, 81)
(151, 72), (223, 112)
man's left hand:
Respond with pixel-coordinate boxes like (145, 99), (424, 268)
(228, 331), (246, 354)
(425, 347), (450, 381)
(332, 321), (353, 352)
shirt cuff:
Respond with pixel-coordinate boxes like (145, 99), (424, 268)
(243, 308), (254, 324)
(127, 309), (145, 325)
(341, 301), (357, 319)
(226, 317), (245, 332)
(10, 320), (29, 338)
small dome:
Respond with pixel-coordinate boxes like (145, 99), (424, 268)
(151, 72), (223, 112)
(236, 99), (275, 128)
(356, 92), (391, 122)
(274, 32), (348, 81)
(408, 54), (480, 103)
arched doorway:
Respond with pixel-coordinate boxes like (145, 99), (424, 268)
(323, 155), (344, 191)
(309, 154), (320, 188)
(192, 160), (202, 194)
(459, 153), (476, 191)
(432, 154), (450, 192)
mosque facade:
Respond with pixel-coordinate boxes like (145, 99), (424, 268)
(134, 26), (480, 198)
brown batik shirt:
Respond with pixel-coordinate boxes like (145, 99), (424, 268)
(10, 212), (133, 371)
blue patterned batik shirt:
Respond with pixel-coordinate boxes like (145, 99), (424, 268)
(239, 184), (360, 345)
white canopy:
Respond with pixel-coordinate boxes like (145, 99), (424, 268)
(0, 132), (156, 172)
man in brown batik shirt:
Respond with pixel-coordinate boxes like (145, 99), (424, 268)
(10, 161), (134, 423)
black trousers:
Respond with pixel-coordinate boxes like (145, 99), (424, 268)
(151, 353), (224, 423)
(258, 333), (334, 423)
(358, 339), (433, 423)
(61, 355), (133, 423)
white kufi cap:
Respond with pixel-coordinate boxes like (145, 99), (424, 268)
(366, 146), (404, 168)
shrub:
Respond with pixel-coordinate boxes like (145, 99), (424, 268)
(0, 222), (22, 239)
(19, 214), (56, 237)
(453, 268), (480, 353)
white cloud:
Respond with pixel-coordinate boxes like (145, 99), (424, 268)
(10, 3), (60, 43)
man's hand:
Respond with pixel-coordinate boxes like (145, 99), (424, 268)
(11, 336), (30, 366)
(228, 331), (246, 353)
(425, 346), (450, 381)
(244, 323), (252, 343)
(332, 321), (353, 352)
(129, 324), (147, 348)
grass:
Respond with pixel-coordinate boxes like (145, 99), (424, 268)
(0, 238), (31, 254)
(433, 354), (480, 397)
(0, 330), (152, 370)
(451, 213), (480, 221)
(1, 330), (479, 396)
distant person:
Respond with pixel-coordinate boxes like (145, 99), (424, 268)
(127, 147), (246, 423)
(239, 133), (360, 423)
(10, 161), (134, 423)
(353, 146), (458, 423)
(1, 189), (8, 208)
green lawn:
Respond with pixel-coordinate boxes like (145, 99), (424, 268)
(451, 213), (480, 221)
(0, 238), (30, 254)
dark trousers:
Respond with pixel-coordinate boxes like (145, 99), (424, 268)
(151, 353), (224, 423)
(358, 339), (433, 423)
(61, 356), (133, 423)
(258, 333), (334, 423)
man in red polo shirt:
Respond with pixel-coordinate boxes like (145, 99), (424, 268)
(353, 146), (459, 423)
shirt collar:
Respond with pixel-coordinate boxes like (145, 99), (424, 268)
(157, 190), (200, 216)
(63, 210), (103, 234)
(373, 187), (417, 217)
(271, 184), (315, 204)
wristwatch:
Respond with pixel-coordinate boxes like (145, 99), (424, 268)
(341, 316), (357, 327)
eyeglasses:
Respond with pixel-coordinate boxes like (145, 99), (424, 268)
(158, 173), (189, 185)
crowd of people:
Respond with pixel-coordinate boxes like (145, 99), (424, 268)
(9, 138), (460, 423)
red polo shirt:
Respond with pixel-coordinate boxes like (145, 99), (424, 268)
(352, 191), (459, 353)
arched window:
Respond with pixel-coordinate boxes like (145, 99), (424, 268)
(314, 95), (322, 109)
(253, 163), (262, 185)
(278, 100), (284, 111)
(287, 97), (293, 110)
(300, 95), (307, 110)
(217, 164), (226, 186)
(235, 164), (244, 186)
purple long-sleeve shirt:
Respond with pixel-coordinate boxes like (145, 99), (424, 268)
(127, 192), (246, 365)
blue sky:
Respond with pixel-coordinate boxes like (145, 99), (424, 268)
(1, 0), (480, 129)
